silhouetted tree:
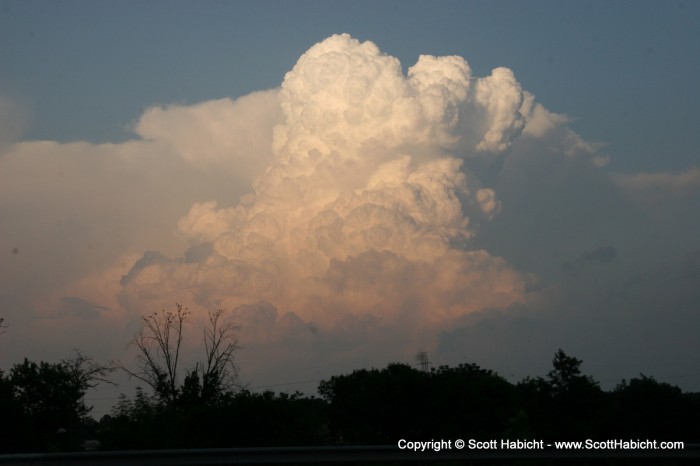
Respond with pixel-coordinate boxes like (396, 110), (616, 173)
(547, 350), (594, 395)
(516, 375), (554, 437)
(429, 363), (517, 439)
(122, 305), (188, 404)
(62, 350), (118, 391)
(101, 388), (329, 450)
(550, 350), (606, 438)
(0, 353), (115, 452)
(0, 368), (24, 452)
(121, 304), (239, 407)
(517, 349), (606, 439)
(100, 387), (165, 449)
(612, 375), (690, 439)
(318, 362), (516, 444)
(319, 363), (430, 443)
(216, 390), (330, 447)
(97, 350), (700, 449)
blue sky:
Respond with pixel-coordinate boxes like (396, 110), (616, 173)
(2, 0), (698, 171)
(1, 1), (700, 414)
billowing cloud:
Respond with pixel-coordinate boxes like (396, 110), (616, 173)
(134, 90), (281, 182)
(118, 34), (533, 357)
(519, 91), (607, 165)
(2, 33), (698, 396)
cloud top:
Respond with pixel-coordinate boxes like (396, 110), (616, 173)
(120, 34), (532, 350)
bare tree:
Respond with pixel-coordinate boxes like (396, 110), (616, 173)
(0, 316), (6, 335)
(199, 309), (239, 401)
(121, 304), (188, 404)
(121, 304), (239, 406)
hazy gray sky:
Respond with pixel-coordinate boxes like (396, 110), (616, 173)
(1, 1), (699, 417)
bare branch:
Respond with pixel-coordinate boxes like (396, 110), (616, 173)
(121, 304), (193, 404)
(122, 304), (239, 406)
(202, 309), (240, 396)
(61, 350), (118, 390)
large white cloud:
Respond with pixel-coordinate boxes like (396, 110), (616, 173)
(0, 90), (279, 367)
(134, 90), (281, 181)
(119, 34), (532, 348)
(3, 33), (698, 396)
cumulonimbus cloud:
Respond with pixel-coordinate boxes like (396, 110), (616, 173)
(118, 34), (535, 347)
(2, 33), (624, 383)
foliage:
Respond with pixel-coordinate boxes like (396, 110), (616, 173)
(4, 342), (700, 451)
(100, 348), (700, 449)
(0, 353), (115, 453)
(611, 375), (696, 439)
(318, 362), (517, 443)
(517, 349), (607, 439)
(100, 388), (329, 450)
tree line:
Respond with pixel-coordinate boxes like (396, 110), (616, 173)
(1, 308), (699, 452)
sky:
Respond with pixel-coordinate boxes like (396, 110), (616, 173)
(1, 0), (699, 417)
